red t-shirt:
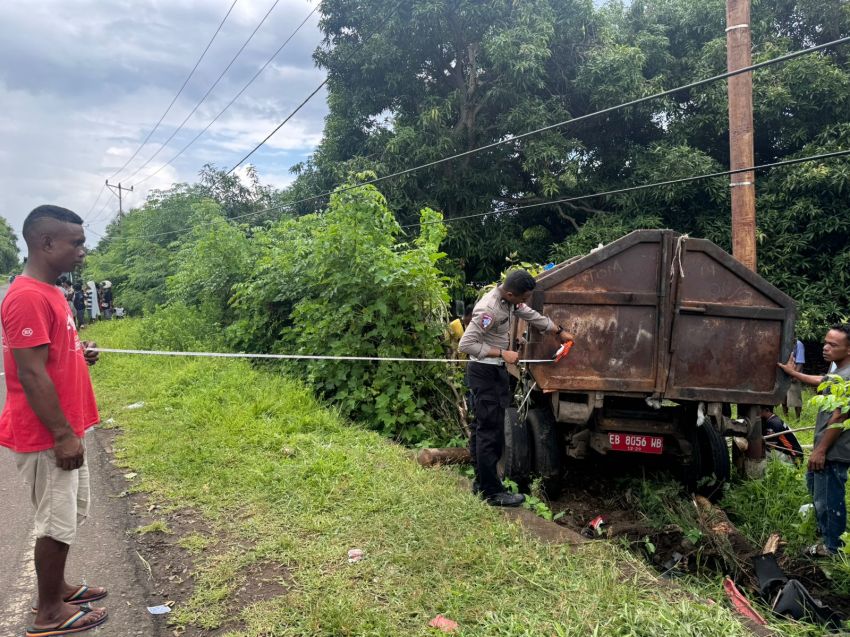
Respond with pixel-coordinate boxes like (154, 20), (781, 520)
(0, 275), (99, 452)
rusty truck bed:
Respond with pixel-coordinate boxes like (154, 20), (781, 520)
(517, 230), (796, 405)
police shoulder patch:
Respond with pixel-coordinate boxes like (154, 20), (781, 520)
(481, 313), (493, 329)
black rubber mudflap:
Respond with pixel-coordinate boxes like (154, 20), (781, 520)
(689, 419), (731, 501)
(499, 407), (531, 489)
(527, 408), (564, 496)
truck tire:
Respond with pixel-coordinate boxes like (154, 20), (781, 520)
(685, 419), (731, 501)
(499, 407), (531, 490)
(527, 407), (564, 496)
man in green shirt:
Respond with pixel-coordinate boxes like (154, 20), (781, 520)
(779, 325), (850, 556)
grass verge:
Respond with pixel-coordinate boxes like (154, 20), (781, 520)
(87, 319), (773, 636)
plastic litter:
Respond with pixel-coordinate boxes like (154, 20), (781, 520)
(723, 577), (767, 625)
(125, 402), (145, 410)
(428, 615), (459, 633)
(798, 503), (814, 518)
(580, 515), (607, 539)
(147, 605), (172, 615)
(347, 548), (365, 563)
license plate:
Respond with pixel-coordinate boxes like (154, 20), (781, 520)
(608, 432), (664, 454)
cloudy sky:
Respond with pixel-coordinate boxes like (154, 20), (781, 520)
(0, 0), (327, 251)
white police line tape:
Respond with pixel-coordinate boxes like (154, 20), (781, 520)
(91, 347), (556, 364)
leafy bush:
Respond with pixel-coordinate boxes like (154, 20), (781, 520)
(230, 180), (460, 443)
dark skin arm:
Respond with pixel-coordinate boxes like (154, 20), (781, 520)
(81, 340), (99, 366)
(11, 345), (84, 470)
(809, 408), (849, 471)
(778, 354), (824, 387)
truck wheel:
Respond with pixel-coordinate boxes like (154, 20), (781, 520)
(526, 408), (564, 497)
(685, 418), (731, 501)
(499, 407), (531, 490)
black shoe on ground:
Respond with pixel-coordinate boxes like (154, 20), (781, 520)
(487, 491), (525, 507)
(472, 480), (482, 496)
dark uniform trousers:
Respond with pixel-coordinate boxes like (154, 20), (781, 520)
(467, 362), (511, 497)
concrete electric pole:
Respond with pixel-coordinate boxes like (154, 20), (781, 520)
(105, 180), (134, 219)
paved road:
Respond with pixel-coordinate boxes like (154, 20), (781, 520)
(0, 284), (160, 636)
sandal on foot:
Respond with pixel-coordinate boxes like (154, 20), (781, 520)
(26, 606), (108, 636)
(31, 585), (108, 613)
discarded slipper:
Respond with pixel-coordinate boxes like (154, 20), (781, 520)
(31, 585), (107, 613)
(25, 605), (108, 636)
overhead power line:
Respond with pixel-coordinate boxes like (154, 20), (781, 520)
(224, 1), (405, 175)
(120, 0), (283, 185)
(250, 34), (850, 213)
(129, 4), (319, 189)
(83, 184), (107, 222)
(116, 34), (850, 240)
(118, 147), (850, 242)
(108, 0), (240, 182)
(402, 148), (850, 228)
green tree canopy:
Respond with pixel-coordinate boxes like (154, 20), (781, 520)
(0, 216), (20, 275)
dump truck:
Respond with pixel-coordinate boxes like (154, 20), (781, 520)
(501, 230), (796, 495)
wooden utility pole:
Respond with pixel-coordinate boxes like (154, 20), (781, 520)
(726, 0), (756, 271)
(105, 180), (133, 219)
(727, 0), (763, 474)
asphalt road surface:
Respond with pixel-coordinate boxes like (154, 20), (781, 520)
(0, 283), (160, 636)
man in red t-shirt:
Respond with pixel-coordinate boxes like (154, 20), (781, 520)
(1, 205), (108, 635)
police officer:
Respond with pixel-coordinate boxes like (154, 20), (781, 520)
(459, 270), (574, 506)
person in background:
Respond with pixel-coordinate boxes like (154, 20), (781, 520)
(447, 305), (473, 352)
(100, 282), (113, 320)
(459, 270), (574, 507)
(779, 325), (850, 556)
(760, 406), (804, 464)
(782, 338), (806, 420)
(72, 282), (86, 329)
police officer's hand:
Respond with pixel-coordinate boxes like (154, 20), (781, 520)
(558, 331), (575, 344)
(54, 431), (85, 471)
(501, 350), (520, 364)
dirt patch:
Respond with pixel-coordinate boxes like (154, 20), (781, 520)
(536, 468), (850, 626)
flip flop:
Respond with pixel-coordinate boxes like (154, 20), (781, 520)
(25, 605), (108, 636)
(31, 585), (108, 613)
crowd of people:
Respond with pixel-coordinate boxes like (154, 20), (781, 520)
(55, 276), (119, 328)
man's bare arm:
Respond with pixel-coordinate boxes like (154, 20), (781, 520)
(11, 345), (83, 470)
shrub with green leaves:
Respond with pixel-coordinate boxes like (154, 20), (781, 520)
(230, 180), (460, 443)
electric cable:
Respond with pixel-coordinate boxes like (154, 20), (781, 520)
(225, 34), (850, 203)
(129, 4), (319, 188)
(109, 147), (850, 241)
(92, 34), (850, 242)
(120, 0), (282, 185)
(108, 0), (240, 181)
(224, 1), (404, 175)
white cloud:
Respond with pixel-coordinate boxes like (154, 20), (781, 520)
(0, 0), (327, 251)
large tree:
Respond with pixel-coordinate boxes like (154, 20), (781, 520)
(290, 0), (849, 332)
(0, 216), (20, 275)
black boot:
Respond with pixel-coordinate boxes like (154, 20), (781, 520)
(487, 492), (525, 507)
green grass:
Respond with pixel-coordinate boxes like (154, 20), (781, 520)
(724, 389), (850, 595)
(86, 320), (808, 636)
